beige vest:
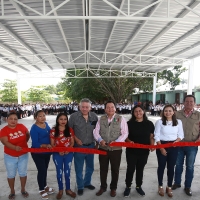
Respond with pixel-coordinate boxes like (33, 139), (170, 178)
(99, 114), (122, 151)
(176, 110), (200, 141)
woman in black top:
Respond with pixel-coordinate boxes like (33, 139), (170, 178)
(123, 105), (155, 197)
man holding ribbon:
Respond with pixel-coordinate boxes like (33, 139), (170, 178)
(68, 98), (98, 196)
(93, 100), (128, 197)
(172, 95), (200, 196)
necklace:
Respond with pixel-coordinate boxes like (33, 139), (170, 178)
(166, 121), (172, 125)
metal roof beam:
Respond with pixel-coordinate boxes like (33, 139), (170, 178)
(1, 16), (200, 22)
(130, 1), (200, 72)
(0, 55), (30, 72)
(88, 0), (91, 69)
(0, 65), (17, 73)
(0, 22), (53, 70)
(102, 0), (127, 16)
(134, 1), (200, 58)
(98, 0), (126, 70)
(10, 0), (65, 69)
(109, 0), (162, 70)
(48, 0), (76, 69)
(174, 0), (200, 17)
(46, 0), (71, 16)
(0, 42), (41, 71)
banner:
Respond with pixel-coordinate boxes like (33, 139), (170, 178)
(21, 147), (107, 155)
(110, 141), (200, 149)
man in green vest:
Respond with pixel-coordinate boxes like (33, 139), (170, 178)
(93, 100), (128, 197)
(172, 95), (200, 196)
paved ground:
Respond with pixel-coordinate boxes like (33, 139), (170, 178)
(0, 114), (200, 200)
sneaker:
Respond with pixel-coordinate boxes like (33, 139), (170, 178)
(124, 187), (131, 197)
(136, 187), (145, 196)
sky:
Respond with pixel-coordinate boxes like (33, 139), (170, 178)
(0, 56), (200, 91)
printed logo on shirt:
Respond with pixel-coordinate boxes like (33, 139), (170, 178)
(9, 131), (24, 139)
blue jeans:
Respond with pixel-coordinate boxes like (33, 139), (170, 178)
(53, 152), (73, 190)
(74, 143), (94, 189)
(156, 146), (178, 187)
(4, 153), (29, 178)
(174, 146), (198, 188)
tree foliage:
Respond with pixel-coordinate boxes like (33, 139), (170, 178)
(157, 65), (186, 90)
(62, 70), (153, 103)
(61, 65), (186, 102)
(25, 86), (53, 103)
(0, 79), (18, 103)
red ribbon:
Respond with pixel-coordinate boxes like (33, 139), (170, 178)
(21, 147), (107, 155)
(110, 141), (200, 149)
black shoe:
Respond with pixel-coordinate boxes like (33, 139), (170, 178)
(136, 187), (145, 196)
(124, 187), (131, 197)
(78, 189), (83, 196)
(184, 188), (192, 196)
(172, 183), (181, 190)
(84, 185), (95, 190)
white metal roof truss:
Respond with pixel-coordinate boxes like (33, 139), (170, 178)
(0, 0), (200, 78)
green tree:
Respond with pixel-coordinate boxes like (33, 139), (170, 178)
(0, 79), (18, 103)
(62, 70), (152, 103)
(44, 85), (57, 94)
(61, 65), (186, 102)
(26, 86), (53, 103)
(157, 65), (187, 90)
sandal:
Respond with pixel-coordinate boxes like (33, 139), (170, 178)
(39, 190), (49, 200)
(45, 186), (55, 194)
(158, 186), (164, 196)
(21, 191), (29, 198)
(8, 194), (15, 200)
(66, 189), (76, 198)
(56, 190), (63, 200)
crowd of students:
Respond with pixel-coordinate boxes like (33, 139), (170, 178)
(0, 95), (199, 199)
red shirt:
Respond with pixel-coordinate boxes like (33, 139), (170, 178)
(50, 127), (74, 147)
(0, 124), (28, 157)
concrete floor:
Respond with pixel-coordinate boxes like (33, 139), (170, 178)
(0, 114), (200, 200)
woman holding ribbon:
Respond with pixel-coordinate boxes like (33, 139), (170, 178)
(50, 113), (76, 199)
(0, 112), (30, 199)
(154, 104), (184, 197)
(123, 105), (155, 197)
(30, 110), (54, 200)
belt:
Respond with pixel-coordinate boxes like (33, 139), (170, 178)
(82, 143), (93, 146)
(160, 140), (175, 144)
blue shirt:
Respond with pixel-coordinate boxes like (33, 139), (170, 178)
(30, 122), (51, 148)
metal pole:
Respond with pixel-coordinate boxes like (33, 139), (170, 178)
(187, 59), (194, 95)
(17, 75), (22, 104)
(153, 73), (157, 105)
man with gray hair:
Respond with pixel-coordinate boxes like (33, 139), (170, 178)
(68, 98), (98, 196)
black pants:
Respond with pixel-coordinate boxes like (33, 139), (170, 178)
(99, 149), (122, 190)
(125, 151), (149, 187)
(31, 153), (51, 191)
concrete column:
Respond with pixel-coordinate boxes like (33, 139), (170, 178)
(153, 73), (157, 105)
(187, 59), (194, 95)
(17, 75), (22, 104)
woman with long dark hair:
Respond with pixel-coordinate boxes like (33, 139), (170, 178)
(30, 110), (54, 200)
(123, 105), (155, 197)
(50, 113), (76, 199)
(154, 104), (184, 197)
